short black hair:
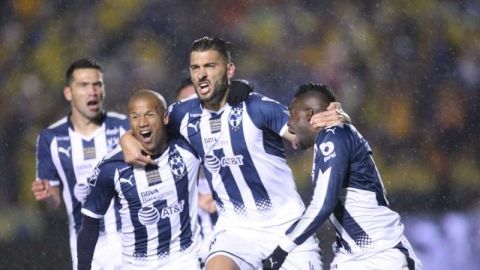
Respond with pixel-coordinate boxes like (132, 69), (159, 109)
(191, 36), (232, 62)
(294, 83), (337, 105)
(175, 78), (193, 97)
(65, 58), (102, 86)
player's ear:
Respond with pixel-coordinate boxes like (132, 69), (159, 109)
(163, 112), (169, 125)
(305, 107), (314, 122)
(226, 62), (235, 79)
(64, 86), (72, 101)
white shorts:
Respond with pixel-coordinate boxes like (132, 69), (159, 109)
(122, 253), (201, 270)
(330, 237), (422, 270)
(205, 227), (323, 270)
(70, 231), (123, 270)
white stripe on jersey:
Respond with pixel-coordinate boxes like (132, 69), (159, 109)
(331, 187), (403, 256)
(106, 111), (128, 120)
(48, 116), (67, 129)
(50, 137), (76, 231)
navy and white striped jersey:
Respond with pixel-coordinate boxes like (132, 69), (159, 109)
(168, 93), (305, 230)
(82, 138), (202, 265)
(283, 124), (407, 258)
(35, 112), (128, 237)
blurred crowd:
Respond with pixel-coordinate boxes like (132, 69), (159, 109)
(0, 0), (479, 269)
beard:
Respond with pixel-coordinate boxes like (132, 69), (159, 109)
(196, 73), (229, 106)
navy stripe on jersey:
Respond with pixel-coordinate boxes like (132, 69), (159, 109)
(212, 149), (246, 214)
(395, 242), (415, 270)
(154, 199), (171, 259)
(120, 171), (148, 259)
(114, 197), (122, 231)
(244, 93), (289, 159)
(262, 129), (285, 158)
(335, 235), (352, 253)
(348, 160), (388, 207)
(186, 117), (224, 210)
(333, 203), (373, 248)
(57, 138), (83, 233)
(229, 105), (272, 212)
(170, 146), (193, 251)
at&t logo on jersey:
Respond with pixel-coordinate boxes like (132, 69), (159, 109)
(228, 107), (243, 129)
(320, 141), (336, 162)
(160, 200), (185, 219)
(221, 155), (244, 167)
(138, 206), (160, 226)
(204, 154), (244, 173)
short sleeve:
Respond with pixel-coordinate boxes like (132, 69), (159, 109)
(81, 161), (117, 218)
(35, 132), (60, 185)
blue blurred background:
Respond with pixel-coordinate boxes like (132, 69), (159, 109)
(0, 1), (479, 269)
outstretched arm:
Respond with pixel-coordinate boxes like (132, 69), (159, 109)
(120, 130), (155, 166)
(77, 215), (100, 270)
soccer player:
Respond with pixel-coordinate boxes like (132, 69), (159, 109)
(121, 37), (346, 270)
(262, 83), (423, 270)
(31, 58), (126, 269)
(78, 90), (203, 270)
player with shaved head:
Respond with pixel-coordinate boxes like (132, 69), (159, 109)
(78, 90), (203, 270)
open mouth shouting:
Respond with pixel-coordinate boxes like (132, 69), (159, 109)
(139, 130), (153, 143)
(87, 99), (100, 112)
(198, 81), (210, 95)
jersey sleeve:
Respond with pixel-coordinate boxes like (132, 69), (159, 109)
(245, 93), (290, 136)
(81, 160), (117, 219)
(167, 101), (185, 138)
(279, 126), (352, 252)
(35, 132), (60, 186)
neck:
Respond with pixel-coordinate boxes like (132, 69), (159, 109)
(146, 139), (168, 158)
(70, 112), (101, 136)
(203, 88), (229, 111)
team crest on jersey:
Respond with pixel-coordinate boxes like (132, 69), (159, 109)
(106, 136), (119, 152)
(320, 141), (336, 162)
(105, 127), (120, 136)
(168, 149), (187, 180)
(228, 107), (243, 130)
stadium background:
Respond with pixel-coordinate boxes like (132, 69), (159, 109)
(0, 1), (479, 269)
